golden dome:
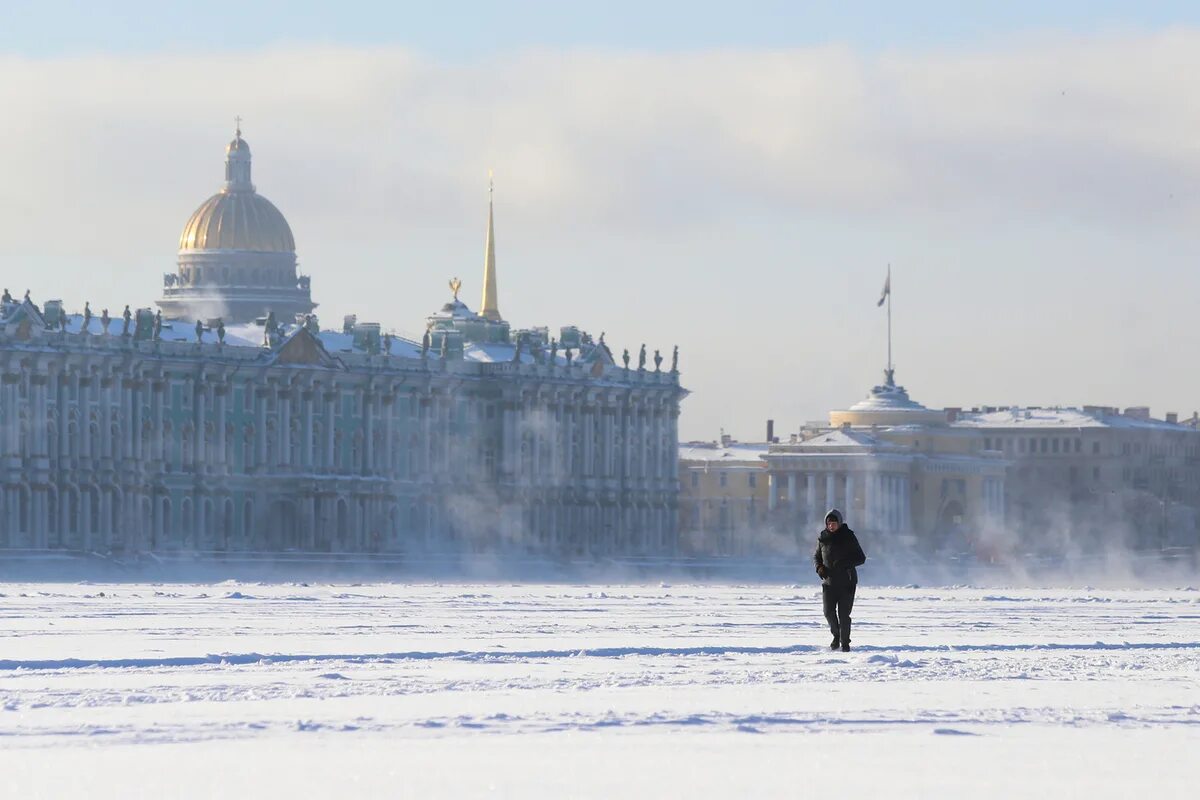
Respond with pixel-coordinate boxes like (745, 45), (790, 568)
(179, 191), (295, 252)
(178, 129), (296, 253)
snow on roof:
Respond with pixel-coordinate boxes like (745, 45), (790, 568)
(679, 441), (770, 464)
(952, 407), (1191, 432)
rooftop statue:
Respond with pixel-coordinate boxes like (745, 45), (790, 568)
(217, 318), (226, 344)
(622, 348), (630, 370)
(1, 289), (10, 303)
(122, 305), (132, 337)
(263, 311), (276, 347)
(195, 319), (204, 343)
(653, 349), (662, 372)
(449, 277), (462, 301)
(421, 328), (430, 359)
(638, 344), (646, 371)
(550, 338), (558, 362)
(671, 345), (678, 373)
(82, 302), (92, 333)
(565, 347), (573, 366)
(152, 309), (162, 340)
(100, 308), (110, 334)
(383, 332), (393, 355)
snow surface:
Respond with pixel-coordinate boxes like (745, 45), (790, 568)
(1, 582), (1198, 798)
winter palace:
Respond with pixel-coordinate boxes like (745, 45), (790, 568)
(0, 127), (686, 556)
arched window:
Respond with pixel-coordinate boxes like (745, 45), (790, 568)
(181, 498), (193, 544)
(243, 500), (253, 543)
(222, 499), (234, 549)
(161, 497), (172, 544)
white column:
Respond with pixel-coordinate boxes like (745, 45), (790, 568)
(825, 473), (835, 512)
(787, 473), (797, 507)
(767, 474), (777, 511)
(279, 389), (291, 468)
(302, 389), (314, 469)
(891, 475), (901, 532)
(324, 391), (337, 471)
(863, 473), (874, 531)
(806, 473), (817, 523)
(153, 382), (165, 462)
(876, 474), (888, 533)
(363, 391), (374, 474)
(255, 390), (268, 469)
(215, 386), (227, 470)
(194, 383), (205, 467)
(845, 473), (856, 525)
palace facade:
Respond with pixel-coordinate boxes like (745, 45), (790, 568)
(0, 129), (686, 556)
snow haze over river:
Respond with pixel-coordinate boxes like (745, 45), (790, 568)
(1, 582), (1197, 798)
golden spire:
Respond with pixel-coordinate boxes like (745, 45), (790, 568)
(479, 171), (501, 322)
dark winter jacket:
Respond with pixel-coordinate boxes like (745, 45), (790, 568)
(814, 512), (867, 586)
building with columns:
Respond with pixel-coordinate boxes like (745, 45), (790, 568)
(681, 369), (1200, 559)
(0, 128), (686, 557)
(678, 436), (770, 555)
(763, 383), (1007, 556)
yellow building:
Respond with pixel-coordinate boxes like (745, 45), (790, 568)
(678, 436), (770, 555)
(765, 374), (1006, 557)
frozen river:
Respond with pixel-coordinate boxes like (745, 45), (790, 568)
(1, 581), (1198, 798)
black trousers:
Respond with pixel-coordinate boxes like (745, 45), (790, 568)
(822, 583), (857, 642)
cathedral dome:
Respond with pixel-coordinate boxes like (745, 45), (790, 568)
(178, 128), (296, 253)
(179, 191), (295, 253)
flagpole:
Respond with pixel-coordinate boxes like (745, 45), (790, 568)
(886, 264), (892, 382)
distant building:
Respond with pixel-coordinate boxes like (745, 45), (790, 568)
(680, 370), (1200, 558)
(950, 404), (1200, 553)
(678, 436), (770, 555)
(0, 128), (686, 557)
(764, 374), (1006, 556)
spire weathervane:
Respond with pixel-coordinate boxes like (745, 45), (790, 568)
(449, 276), (462, 301)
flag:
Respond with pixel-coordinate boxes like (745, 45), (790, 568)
(877, 270), (891, 307)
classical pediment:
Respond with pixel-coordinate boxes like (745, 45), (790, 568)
(2, 300), (48, 340)
(272, 327), (343, 369)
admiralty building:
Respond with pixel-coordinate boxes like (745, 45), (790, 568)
(0, 127), (686, 557)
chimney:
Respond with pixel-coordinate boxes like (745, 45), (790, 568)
(1123, 406), (1151, 421)
(1166, 412), (1178, 425)
(766, 419), (775, 443)
(945, 407), (960, 423)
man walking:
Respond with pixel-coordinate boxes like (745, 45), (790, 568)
(814, 509), (867, 652)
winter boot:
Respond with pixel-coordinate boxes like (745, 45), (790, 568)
(830, 636), (840, 650)
(840, 641), (851, 652)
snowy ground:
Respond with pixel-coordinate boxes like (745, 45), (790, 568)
(1, 581), (1198, 798)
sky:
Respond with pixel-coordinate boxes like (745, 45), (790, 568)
(4, 2), (1200, 440)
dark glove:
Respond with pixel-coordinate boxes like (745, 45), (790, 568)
(816, 565), (827, 579)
